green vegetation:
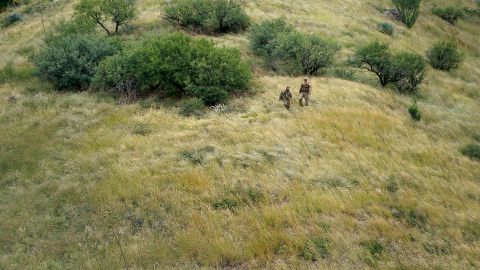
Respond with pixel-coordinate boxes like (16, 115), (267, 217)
(427, 41), (464, 71)
(393, 0), (421, 28)
(378, 22), (394, 36)
(33, 23), (122, 90)
(460, 144), (480, 161)
(300, 237), (330, 261)
(353, 41), (425, 93)
(408, 99), (422, 121)
(251, 18), (338, 75)
(179, 98), (206, 117)
(1, 12), (21, 27)
(94, 32), (251, 104)
(432, 6), (464, 25)
(74, 0), (136, 36)
(164, 0), (250, 34)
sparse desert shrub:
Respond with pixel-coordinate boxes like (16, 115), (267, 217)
(353, 41), (392, 87)
(94, 32), (251, 104)
(392, 206), (427, 228)
(132, 123), (152, 136)
(392, 0), (421, 28)
(33, 28), (122, 90)
(179, 98), (205, 117)
(460, 144), (480, 161)
(273, 31), (339, 75)
(378, 22), (394, 35)
(301, 237), (330, 261)
(74, 0), (136, 36)
(211, 185), (265, 212)
(390, 51), (426, 94)
(179, 146), (215, 165)
(361, 240), (384, 259)
(250, 18), (294, 66)
(2, 12), (22, 27)
(432, 6), (464, 25)
(164, 0), (250, 34)
(408, 99), (422, 121)
(331, 67), (356, 81)
(427, 41), (464, 71)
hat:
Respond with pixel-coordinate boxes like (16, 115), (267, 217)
(303, 77), (308, 81)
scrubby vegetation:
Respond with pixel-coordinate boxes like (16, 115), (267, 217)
(1, 0), (480, 269)
(393, 0), (421, 28)
(378, 22), (394, 36)
(1, 12), (21, 27)
(353, 41), (425, 93)
(33, 22), (122, 90)
(427, 40), (464, 71)
(251, 18), (338, 75)
(164, 0), (250, 34)
(408, 99), (422, 121)
(461, 144), (480, 161)
(432, 6), (464, 25)
(94, 32), (251, 104)
(74, 0), (136, 36)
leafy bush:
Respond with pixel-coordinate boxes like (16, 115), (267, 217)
(250, 18), (338, 75)
(164, 0), (250, 34)
(94, 32), (251, 104)
(250, 18), (293, 66)
(427, 41), (464, 71)
(392, 0), (421, 28)
(301, 237), (330, 261)
(331, 67), (356, 81)
(378, 22), (394, 36)
(432, 7), (464, 25)
(353, 41), (392, 87)
(273, 31), (339, 75)
(460, 144), (480, 161)
(2, 12), (22, 27)
(408, 99), (422, 121)
(179, 98), (205, 117)
(74, 0), (136, 36)
(33, 23), (122, 90)
(390, 51), (426, 94)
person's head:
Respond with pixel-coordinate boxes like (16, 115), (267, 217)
(286, 86), (290, 91)
(303, 77), (308, 83)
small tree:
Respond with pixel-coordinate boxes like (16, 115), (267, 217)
(273, 32), (339, 75)
(353, 41), (392, 87)
(392, 0), (421, 28)
(427, 41), (464, 71)
(390, 51), (426, 94)
(249, 18), (293, 67)
(74, 0), (136, 36)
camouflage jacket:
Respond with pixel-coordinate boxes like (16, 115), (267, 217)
(299, 83), (311, 93)
(279, 90), (292, 101)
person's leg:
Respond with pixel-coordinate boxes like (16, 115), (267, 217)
(299, 93), (304, 106)
(305, 93), (310, 106)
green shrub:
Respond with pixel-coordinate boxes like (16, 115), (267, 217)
(132, 123), (152, 136)
(392, 0), (421, 28)
(331, 67), (356, 81)
(94, 32), (251, 104)
(179, 146), (215, 165)
(463, 219), (480, 242)
(2, 12), (22, 27)
(74, 0), (136, 36)
(427, 41), (464, 71)
(33, 28), (122, 90)
(164, 0), (250, 34)
(390, 51), (426, 94)
(353, 41), (392, 87)
(179, 98), (205, 117)
(408, 99), (422, 121)
(361, 240), (384, 259)
(378, 22), (394, 36)
(432, 7), (463, 25)
(273, 31), (339, 75)
(301, 237), (330, 261)
(250, 18), (293, 66)
(460, 144), (480, 161)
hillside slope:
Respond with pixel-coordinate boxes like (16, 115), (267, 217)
(1, 0), (480, 269)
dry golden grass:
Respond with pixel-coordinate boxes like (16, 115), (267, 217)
(1, 0), (480, 269)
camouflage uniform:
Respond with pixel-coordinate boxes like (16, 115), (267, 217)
(279, 88), (293, 110)
(299, 82), (311, 106)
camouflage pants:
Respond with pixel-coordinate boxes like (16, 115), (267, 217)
(282, 99), (291, 110)
(299, 92), (310, 106)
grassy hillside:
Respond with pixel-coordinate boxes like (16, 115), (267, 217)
(1, 0), (480, 269)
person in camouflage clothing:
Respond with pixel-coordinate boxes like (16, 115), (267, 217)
(279, 86), (293, 110)
(299, 77), (311, 106)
